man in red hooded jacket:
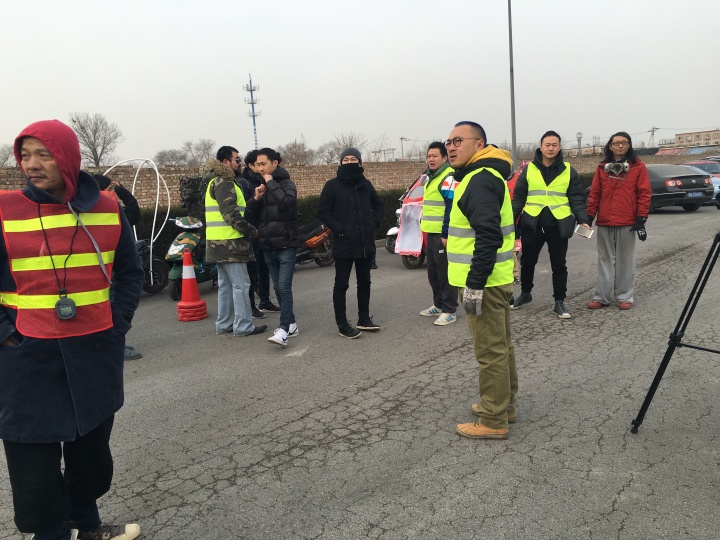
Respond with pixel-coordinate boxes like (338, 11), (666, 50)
(0, 120), (143, 540)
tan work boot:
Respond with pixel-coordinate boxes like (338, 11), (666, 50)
(456, 421), (509, 439)
(471, 403), (516, 423)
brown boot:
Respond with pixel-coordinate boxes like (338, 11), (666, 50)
(456, 421), (509, 439)
(471, 403), (516, 423)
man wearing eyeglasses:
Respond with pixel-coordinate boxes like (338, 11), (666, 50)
(444, 121), (518, 440)
(204, 146), (267, 338)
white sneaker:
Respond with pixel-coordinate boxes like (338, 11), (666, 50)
(434, 313), (457, 326)
(288, 323), (299, 338)
(268, 328), (288, 347)
(420, 305), (441, 317)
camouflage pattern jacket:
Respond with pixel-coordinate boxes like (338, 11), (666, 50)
(203, 159), (257, 263)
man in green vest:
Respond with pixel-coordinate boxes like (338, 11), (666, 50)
(445, 121), (518, 440)
(204, 146), (267, 337)
(510, 131), (591, 318)
(419, 141), (458, 325)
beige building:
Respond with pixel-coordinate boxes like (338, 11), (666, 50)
(674, 129), (720, 147)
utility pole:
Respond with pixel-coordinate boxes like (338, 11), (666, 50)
(648, 126), (659, 148)
(507, 0), (518, 167)
(400, 137), (408, 160)
(243, 74), (261, 150)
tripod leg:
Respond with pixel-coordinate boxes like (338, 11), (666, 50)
(630, 341), (678, 433)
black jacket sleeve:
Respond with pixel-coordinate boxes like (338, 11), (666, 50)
(113, 185), (141, 227)
(567, 167), (590, 224)
(110, 207), (144, 334)
(317, 180), (345, 235)
(370, 185), (384, 230)
(457, 172), (507, 290)
(511, 168), (528, 224)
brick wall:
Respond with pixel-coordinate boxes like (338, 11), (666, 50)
(1, 153), (714, 207)
(0, 162), (426, 208)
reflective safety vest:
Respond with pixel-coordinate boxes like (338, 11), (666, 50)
(204, 178), (246, 240)
(523, 162), (571, 220)
(420, 165), (454, 234)
(447, 167), (515, 288)
(0, 191), (120, 338)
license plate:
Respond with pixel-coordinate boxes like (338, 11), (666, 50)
(687, 191), (703, 197)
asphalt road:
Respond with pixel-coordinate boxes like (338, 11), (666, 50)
(2, 205), (720, 539)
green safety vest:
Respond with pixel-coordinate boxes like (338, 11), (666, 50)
(420, 165), (454, 234)
(204, 178), (246, 240)
(447, 167), (515, 288)
(523, 162), (571, 220)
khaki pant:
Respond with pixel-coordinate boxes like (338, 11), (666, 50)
(462, 284), (518, 429)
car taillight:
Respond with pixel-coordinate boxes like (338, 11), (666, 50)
(705, 178), (711, 185)
(666, 179), (682, 187)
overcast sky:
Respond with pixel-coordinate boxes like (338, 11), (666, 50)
(3, 0), (719, 162)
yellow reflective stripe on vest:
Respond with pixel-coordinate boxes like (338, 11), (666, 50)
(2, 213), (119, 233)
(204, 178), (246, 240)
(524, 163), (571, 219)
(11, 251), (115, 272)
(446, 167), (515, 288)
(0, 288), (110, 309)
(421, 166), (454, 233)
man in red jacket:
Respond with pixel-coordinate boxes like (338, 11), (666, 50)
(586, 132), (652, 310)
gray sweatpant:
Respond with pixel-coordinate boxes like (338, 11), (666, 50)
(592, 225), (636, 304)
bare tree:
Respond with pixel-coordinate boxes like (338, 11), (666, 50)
(0, 144), (15, 167)
(69, 112), (123, 167)
(153, 149), (188, 166)
(316, 131), (368, 165)
(182, 138), (216, 167)
(278, 136), (315, 166)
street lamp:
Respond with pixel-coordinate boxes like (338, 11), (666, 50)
(576, 132), (583, 157)
(400, 137), (408, 160)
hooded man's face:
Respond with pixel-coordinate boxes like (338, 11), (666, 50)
(20, 137), (66, 200)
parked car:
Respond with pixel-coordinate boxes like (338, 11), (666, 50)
(681, 164), (720, 204)
(646, 164), (714, 212)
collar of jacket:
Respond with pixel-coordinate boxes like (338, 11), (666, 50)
(271, 166), (291, 182)
(202, 159), (234, 183)
(22, 170), (100, 212)
(454, 145), (513, 181)
(426, 162), (451, 180)
(532, 148), (566, 172)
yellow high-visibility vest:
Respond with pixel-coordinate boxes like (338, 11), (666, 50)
(420, 165), (454, 234)
(523, 162), (571, 220)
(204, 178), (246, 240)
(447, 168), (514, 288)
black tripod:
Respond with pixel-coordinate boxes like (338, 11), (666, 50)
(631, 231), (720, 434)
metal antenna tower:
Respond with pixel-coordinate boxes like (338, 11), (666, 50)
(243, 74), (261, 149)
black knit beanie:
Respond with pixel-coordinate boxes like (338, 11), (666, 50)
(339, 147), (362, 165)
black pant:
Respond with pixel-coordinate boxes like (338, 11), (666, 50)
(519, 225), (568, 300)
(425, 233), (458, 313)
(2, 416), (114, 535)
(333, 257), (372, 325)
(248, 238), (271, 307)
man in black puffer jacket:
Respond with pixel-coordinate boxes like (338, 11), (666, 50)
(245, 148), (299, 347)
(317, 147), (384, 338)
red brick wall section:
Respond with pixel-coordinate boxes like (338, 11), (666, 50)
(1, 154), (712, 207)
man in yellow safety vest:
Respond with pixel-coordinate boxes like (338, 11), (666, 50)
(445, 121), (518, 440)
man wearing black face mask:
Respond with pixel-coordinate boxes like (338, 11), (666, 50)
(317, 147), (384, 338)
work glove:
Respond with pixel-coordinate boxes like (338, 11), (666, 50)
(629, 216), (647, 242)
(462, 287), (484, 316)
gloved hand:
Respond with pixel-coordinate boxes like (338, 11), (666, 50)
(462, 287), (484, 316)
(629, 216), (647, 241)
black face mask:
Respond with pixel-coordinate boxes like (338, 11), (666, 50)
(338, 163), (364, 177)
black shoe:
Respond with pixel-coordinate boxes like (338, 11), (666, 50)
(251, 307), (266, 319)
(357, 317), (380, 331)
(371, 262), (378, 269)
(553, 300), (571, 319)
(339, 323), (361, 339)
(510, 292), (532, 310)
(124, 347), (142, 360)
(247, 324), (268, 336)
(259, 301), (281, 313)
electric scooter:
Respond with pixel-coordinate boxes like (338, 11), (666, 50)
(165, 216), (218, 301)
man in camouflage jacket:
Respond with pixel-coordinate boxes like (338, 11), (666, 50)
(204, 146), (267, 337)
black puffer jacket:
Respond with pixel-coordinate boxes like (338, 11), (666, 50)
(245, 167), (299, 250)
(317, 164), (384, 259)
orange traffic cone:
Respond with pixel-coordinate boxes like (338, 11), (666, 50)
(177, 248), (208, 321)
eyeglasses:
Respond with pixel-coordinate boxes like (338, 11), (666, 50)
(611, 141), (630, 147)
(444, 137), (482, 148)
(234, 158), (242, 164)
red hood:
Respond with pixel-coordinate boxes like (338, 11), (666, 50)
(14, 119), (81, 203)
